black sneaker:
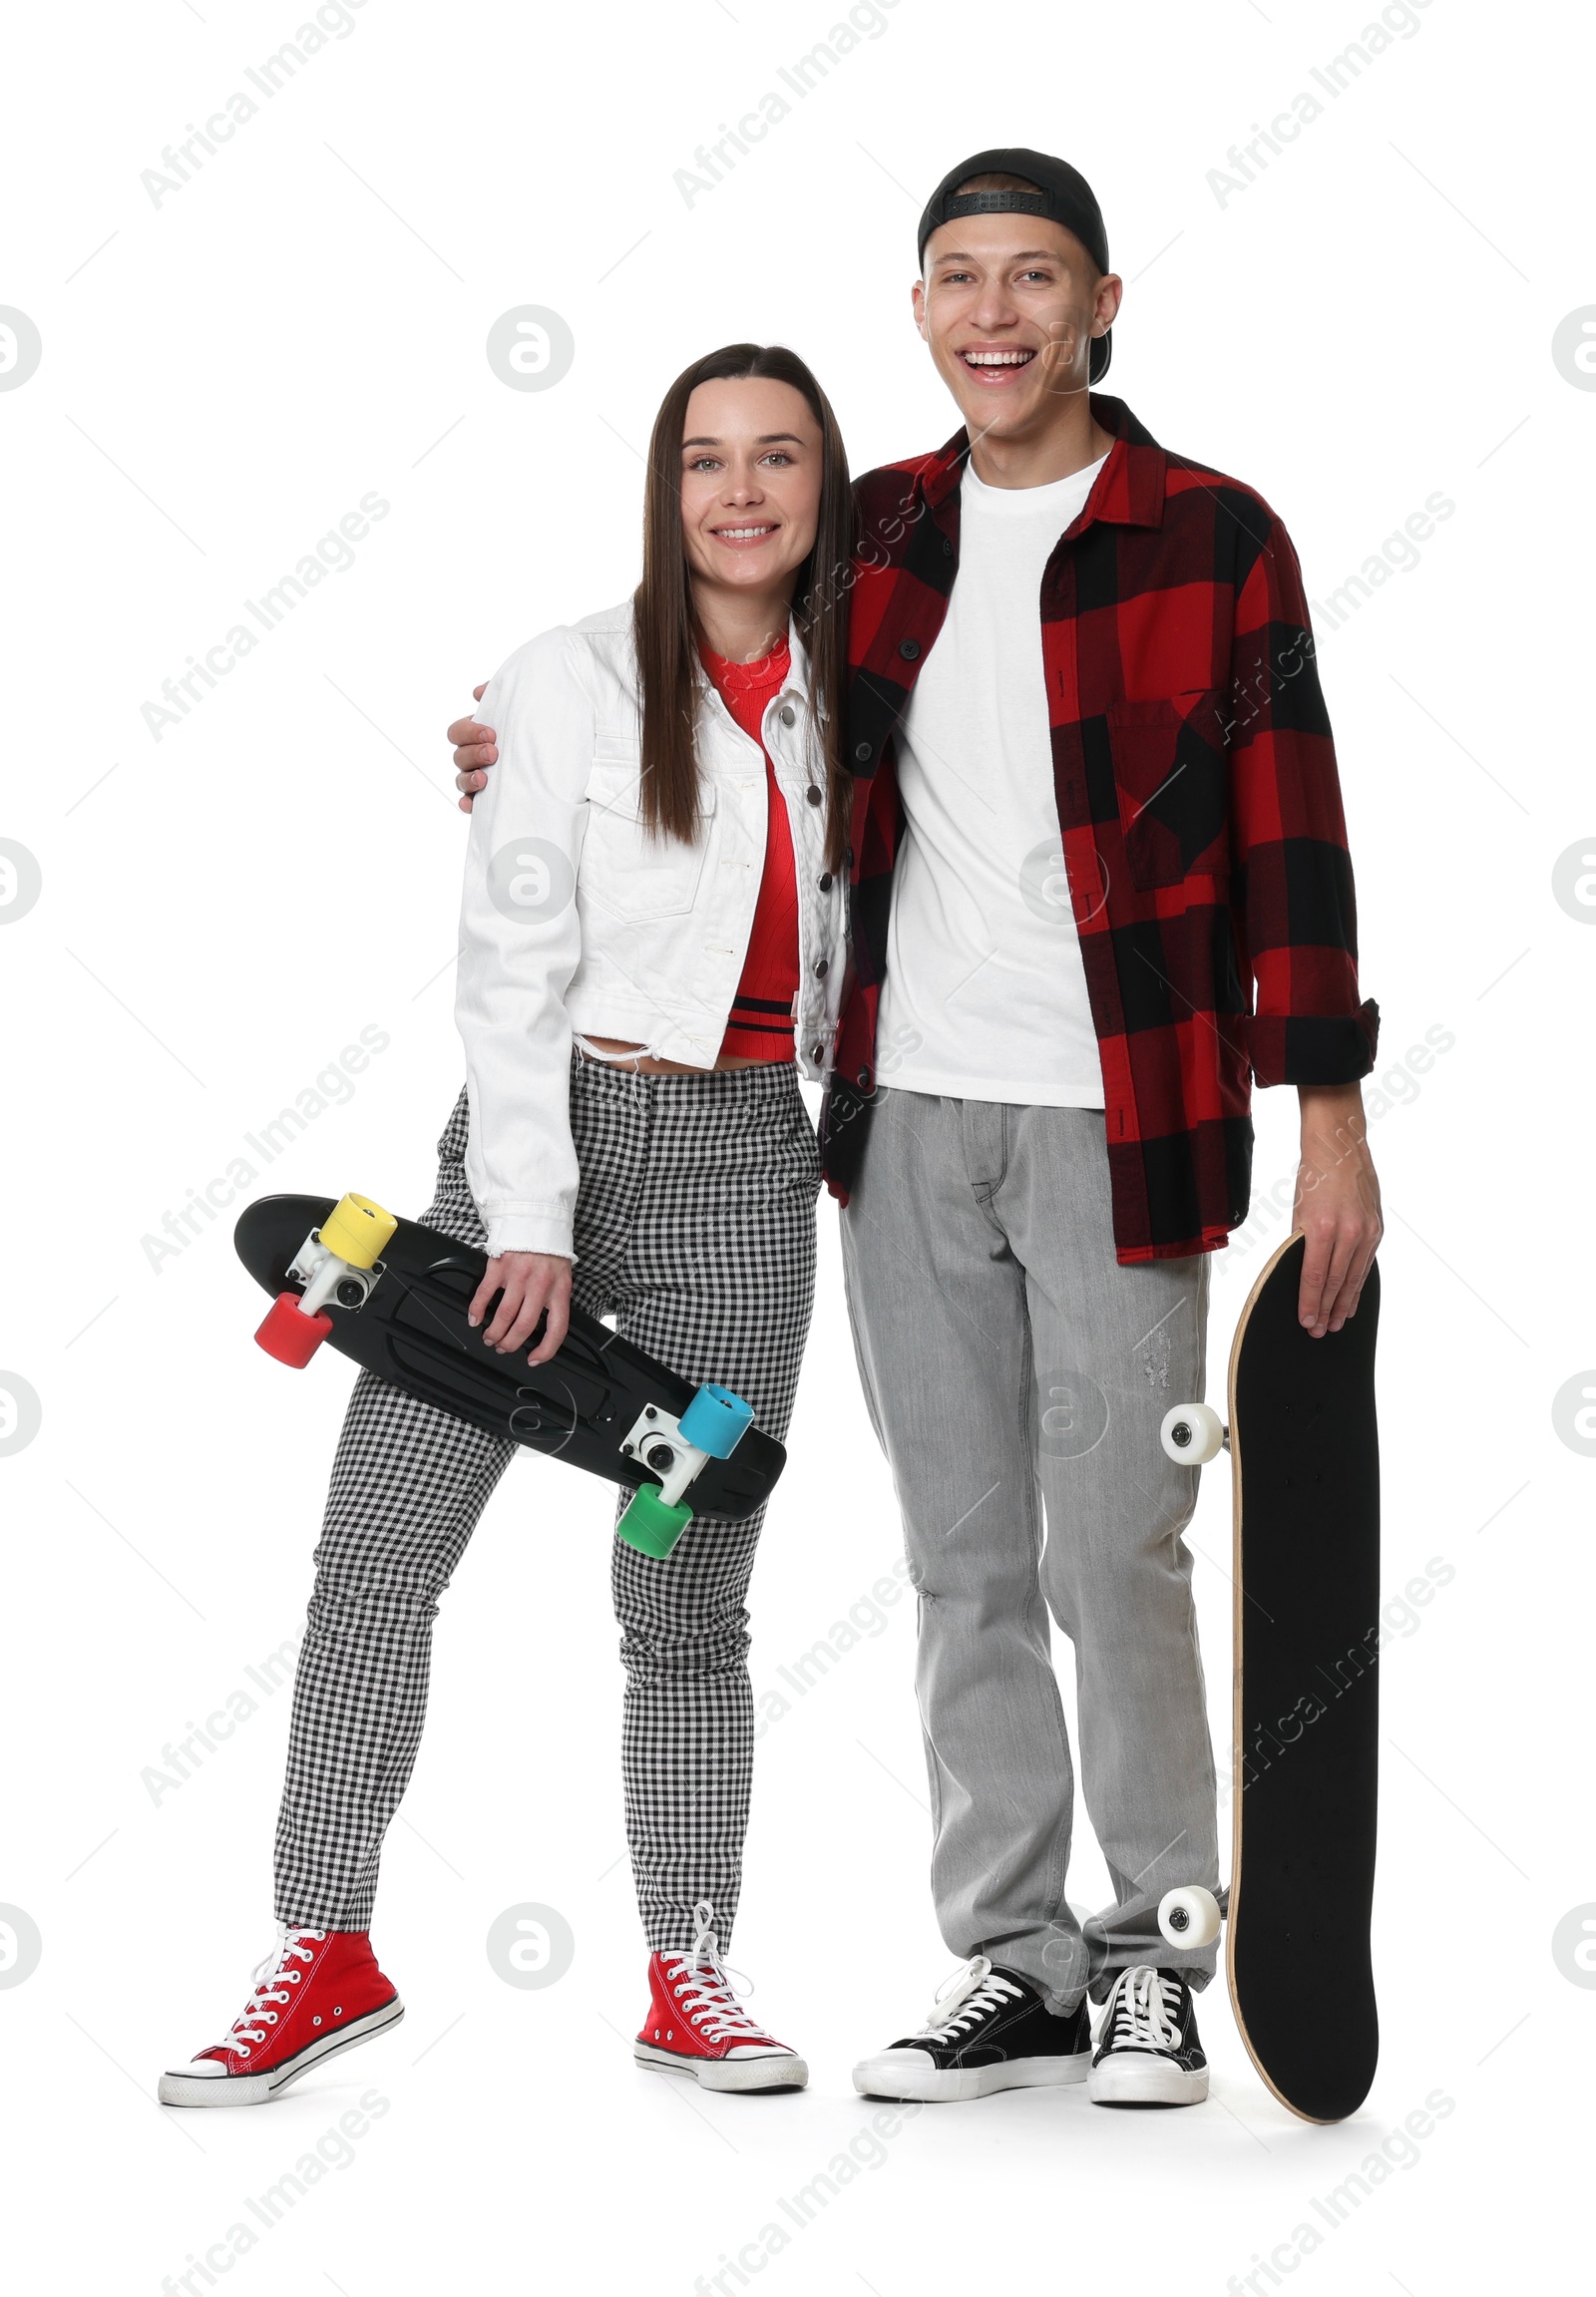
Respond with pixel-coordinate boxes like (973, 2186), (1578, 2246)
(852, 1956), (1092, 2103)
(1087, 1966), (1209, 2106)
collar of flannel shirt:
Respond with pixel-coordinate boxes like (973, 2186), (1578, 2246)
(915, 392), (1168, 532)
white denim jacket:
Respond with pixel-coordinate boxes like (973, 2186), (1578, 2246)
(457, 600), (847, 1259)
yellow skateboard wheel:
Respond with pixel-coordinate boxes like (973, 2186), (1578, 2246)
(320, 1193), (397, 1270)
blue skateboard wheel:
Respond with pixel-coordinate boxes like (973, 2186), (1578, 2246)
(678, 1383), (755, 1459)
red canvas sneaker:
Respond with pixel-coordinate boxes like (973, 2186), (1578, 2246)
(633, 1901), (806, 2092)
(159, 1925), (403, 2106)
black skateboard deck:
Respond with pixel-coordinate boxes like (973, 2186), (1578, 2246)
(1227, 1232), (1381, 2122)
(234, 1195), (785, 1524)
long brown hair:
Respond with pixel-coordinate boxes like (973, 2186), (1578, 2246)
(633, 343), (853, 874)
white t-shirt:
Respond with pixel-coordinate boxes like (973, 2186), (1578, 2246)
(876, 454), (1109, 1106)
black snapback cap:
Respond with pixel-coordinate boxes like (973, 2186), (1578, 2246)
(918, 148), (1112, 382)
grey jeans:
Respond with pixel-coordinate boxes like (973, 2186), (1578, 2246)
(839, 1088), (1219, 2009)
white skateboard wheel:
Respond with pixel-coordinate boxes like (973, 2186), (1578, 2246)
(1160, 1401), (1225, 1464)
(1158, 1885), (1222, 1950)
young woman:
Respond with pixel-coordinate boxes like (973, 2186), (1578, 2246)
(159, 344), (853, 2106)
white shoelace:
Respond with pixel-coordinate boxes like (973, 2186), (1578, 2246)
(916, 1955), (1023, 2043)
(660, 1901), (772, 2044)
(219, 1925), (326, 2056)
(1101, 1966), (1184, 2054)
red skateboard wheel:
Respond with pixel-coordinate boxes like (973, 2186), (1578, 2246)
(255, 1291), (332, 1367)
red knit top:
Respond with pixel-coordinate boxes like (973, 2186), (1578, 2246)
(700, 638), (800, 1063)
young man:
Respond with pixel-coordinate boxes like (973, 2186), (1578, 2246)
(451, 149), (1383, 2108)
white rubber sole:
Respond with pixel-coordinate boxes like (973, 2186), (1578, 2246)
(1087, 2054), (1209, 2107)
(853, 2050), (1092, 2104)
(158, 1998), (404, 2107)
(633, 2041), (808, 2092)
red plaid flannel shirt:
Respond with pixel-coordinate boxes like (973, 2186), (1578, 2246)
(822, 394), (1379, 1264)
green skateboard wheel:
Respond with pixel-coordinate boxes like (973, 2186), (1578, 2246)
(617, 1483), (693, 1559)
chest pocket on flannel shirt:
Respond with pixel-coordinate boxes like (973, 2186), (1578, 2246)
(1105, 690), (1229, 890)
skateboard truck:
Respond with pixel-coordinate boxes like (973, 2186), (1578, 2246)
(1159, 1402), (1228, 1464)
(615, 1387), (756, 1560)
(253, 1194), (398, 1368)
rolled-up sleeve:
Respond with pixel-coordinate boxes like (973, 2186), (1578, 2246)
(1227, 517), (1380, 1087)
(456, 626), (591, 1259)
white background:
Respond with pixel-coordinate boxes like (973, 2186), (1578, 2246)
(1, 0), (1590, 2289)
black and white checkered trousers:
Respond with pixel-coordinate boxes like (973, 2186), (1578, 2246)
(274, 1053), (819, 1949)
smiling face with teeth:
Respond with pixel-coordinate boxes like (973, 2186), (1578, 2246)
(677, 375), (825, 652)
(914, 210), (1122, 476)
